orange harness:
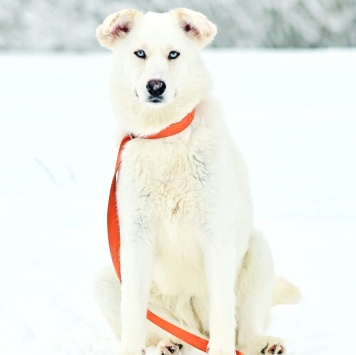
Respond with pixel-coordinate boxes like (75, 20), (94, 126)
(107, 110), (244, 355)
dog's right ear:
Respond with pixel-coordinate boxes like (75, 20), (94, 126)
(96, 9), (143, 49)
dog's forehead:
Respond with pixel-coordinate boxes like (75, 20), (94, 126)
(130, 12), (187, 48)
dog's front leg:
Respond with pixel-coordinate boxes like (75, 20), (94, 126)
(202, 229), (238, 355)
(119, 207), (154, 355)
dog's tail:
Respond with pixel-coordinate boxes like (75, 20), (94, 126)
(272, 276), (302, 306)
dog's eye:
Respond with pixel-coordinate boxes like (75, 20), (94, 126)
(168, 51), (180, 60)
(134, 50), (146, 59)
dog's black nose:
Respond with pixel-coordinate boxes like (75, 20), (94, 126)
(146, 80), (166, 96)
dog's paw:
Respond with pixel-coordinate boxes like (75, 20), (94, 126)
(157, 339), (183, 355)
(259, 337), (286, 355)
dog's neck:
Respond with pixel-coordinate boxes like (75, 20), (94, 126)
(113, 99), (201, 138)
(129, 110), (195, 139)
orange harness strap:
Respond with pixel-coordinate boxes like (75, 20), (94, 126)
(107, 110), (244, 355)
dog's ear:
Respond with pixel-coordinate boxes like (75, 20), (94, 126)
(96, 9), (143, 49)
(170, 8), (217, 48)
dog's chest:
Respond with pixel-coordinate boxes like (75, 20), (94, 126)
(122, 138), (209, 218)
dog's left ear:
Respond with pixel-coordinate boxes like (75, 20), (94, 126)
(170, 8), (217, 48)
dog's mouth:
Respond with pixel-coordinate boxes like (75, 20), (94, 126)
(147, 95), (164, 104)
(136, 91), (166, 105)
(136, 89), (176, 106)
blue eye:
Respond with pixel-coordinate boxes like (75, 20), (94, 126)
(134, 50), (146, 59)
(168, 51), (180, 60)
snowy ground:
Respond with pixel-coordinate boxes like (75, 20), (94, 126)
(0, 49), (355, 355)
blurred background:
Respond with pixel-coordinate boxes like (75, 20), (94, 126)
(1, 0), (356, 51)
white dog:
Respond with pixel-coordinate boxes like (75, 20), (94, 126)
(94, 8), (300, 355)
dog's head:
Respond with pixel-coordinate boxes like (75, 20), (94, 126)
(97, 8), (217, 124)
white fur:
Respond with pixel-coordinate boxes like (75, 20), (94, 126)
(94, 8), (301, 355)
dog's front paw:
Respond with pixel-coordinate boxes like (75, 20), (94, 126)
(156, 339), (183, 355)
(259, 337), (286, 355)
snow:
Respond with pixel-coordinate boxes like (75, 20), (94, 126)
(0, 49), (355, 354)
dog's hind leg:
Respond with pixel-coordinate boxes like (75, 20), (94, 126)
(236, 230), (286, 355)
(93, 265), (122, 338)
